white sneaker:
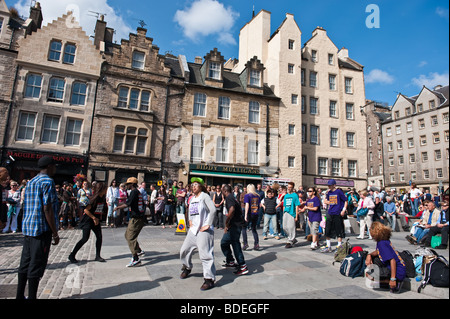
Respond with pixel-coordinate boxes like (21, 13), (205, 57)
(126, 258), (141, 267)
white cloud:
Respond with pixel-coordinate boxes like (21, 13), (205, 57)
(365, 69), (395, 84)
(174, 0), (239, 45)
(436, 7), (449, 19)
(13, 0), (133, 43)
(412, 71), (449, 88)
(418, 61), (427, 67)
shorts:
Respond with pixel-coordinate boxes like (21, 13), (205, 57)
(325, 214), (345, 239)
(310, 221), (320, 235)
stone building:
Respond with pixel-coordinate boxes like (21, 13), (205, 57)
(231, 10), (368, 190)
(175, 49), (280, 186)
(88, 17), (185, 185)
(381, 85), (449, 194)
(0, 1), (43, 167)
(2, 9), (103, 184)
(363, 100), (391, 189)
(231, 11), (303, 187)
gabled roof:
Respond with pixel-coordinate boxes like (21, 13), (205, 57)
(0, 0), (9, 14)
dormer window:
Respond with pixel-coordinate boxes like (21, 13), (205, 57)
(249, 70), (261, 86)
(209, 62), (221, 80)
(202, 49), (225, 83)
(241, 56), (265, 90)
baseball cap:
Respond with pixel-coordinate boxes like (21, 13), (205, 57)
(37, 156), (56, 168)
(126, 177), (138, 184)
(327, 179), (336, 186)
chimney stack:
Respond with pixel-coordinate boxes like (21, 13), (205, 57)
(194, 56), (202, 64)
(29, 1), (43, 32)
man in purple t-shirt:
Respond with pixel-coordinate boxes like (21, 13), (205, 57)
(321, 179), (348, 253)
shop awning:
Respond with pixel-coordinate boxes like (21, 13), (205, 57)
(190, 170), (263, 180)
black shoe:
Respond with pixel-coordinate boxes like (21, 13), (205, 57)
(95, 256), (106, 262)
(180, 265), (191, 279)
(68, 254), (78, 263)
(200, 279), (215, 291)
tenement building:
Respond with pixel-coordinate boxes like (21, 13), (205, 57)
(363, 100), (391, 189)
(231, 10), (368, 190)
(88, 17), (185, 185)
(381, 85), (449, 194)
(0, 0), (43, 169)
(2, 9), (103, 184)
(176, 49), (280, 186)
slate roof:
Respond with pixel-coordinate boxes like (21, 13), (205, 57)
(187, 62), (278, 99)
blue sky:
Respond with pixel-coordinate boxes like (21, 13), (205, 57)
(7, 0), (449, 105)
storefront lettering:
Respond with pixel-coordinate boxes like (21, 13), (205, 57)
(7, 150), (85, 164)
(190, 164), (260, 175)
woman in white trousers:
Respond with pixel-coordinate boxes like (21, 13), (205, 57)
(179, 177), (217, 291)
(356, 190), (375, 239)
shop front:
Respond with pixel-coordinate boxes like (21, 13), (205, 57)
(3, 149), (88, 185)
(188, 164), (264, 188)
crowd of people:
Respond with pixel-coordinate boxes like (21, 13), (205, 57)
(1, 161), (448, 296)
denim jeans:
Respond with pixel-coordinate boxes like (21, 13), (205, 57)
(221, 225), (245, 266)
(411, 198), (420, 217)
(386, 213), (396, 231)
(263, 214), (278, 237)
(277, 207), (286, 237)
(242, 214), (259, 246)
(107, 199), (119, 218)
(414, 227), (429, 242)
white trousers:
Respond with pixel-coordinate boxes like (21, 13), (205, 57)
(358, 214), (373, 238)
(180, 229), (216, 280)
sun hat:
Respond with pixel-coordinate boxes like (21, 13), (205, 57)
(126, 177), (138, 184)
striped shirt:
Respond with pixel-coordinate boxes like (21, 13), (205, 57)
(22, 173), (59, 237)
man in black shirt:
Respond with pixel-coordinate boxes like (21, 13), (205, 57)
(114, 177), (146, 267)
(221, 185), (248, 275)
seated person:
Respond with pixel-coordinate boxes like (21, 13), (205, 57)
(424, 201), (449, 249)
(405, 200), (439, 245)
(366, 222), (406, 293)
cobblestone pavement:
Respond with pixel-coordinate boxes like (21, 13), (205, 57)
(0, 223), (448, 300)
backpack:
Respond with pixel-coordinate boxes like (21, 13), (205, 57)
(399, 250), (416, 278)
(340, 250), (368, 278)
(333, 239), (352, 264)
(418, 255), (449, 292)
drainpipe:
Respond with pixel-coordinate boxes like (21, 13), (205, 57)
(159, 77), (185, 180)
(1, 65), (20, 166)
(86, 74), (101, 177)
(159, 77), (173, 180)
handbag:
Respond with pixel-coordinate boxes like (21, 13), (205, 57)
(357, 207), (368, 217)
(431, 235), (442, 249)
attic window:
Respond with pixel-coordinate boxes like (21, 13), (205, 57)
(49, 40), (62, 61)
(209, 62), (221, 80)
(249, 70), (261, 86)
(132, 51), (145, 70)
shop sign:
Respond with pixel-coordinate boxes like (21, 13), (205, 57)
(314, 178), (354, 187)
(189, 164), (260, 175)
(7, 150), (85, 164)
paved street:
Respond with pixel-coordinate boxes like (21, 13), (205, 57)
(0, 223), (448, 301)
